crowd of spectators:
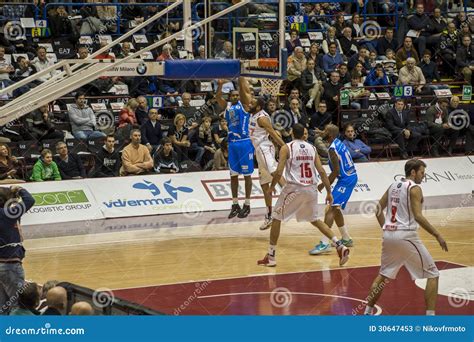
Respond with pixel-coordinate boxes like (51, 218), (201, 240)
(0, 1), (472, 182)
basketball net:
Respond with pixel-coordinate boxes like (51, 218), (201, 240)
(259, 78), (283, 97)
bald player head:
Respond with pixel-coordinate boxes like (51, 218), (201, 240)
(46, 286), (68, 314)
(70, 302), (94, 316)
(323, 124), (340, 143)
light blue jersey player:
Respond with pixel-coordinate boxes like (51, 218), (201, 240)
(216, 78), (254, 219)
(309, 124), (358, 255)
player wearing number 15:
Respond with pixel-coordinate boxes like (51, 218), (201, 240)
(364, 159), (448, 316)
(257, 124), (350, 267)
(309, 124), (358, 255)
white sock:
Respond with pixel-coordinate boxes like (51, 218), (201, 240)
(245, 199), (250, 205)
(426, 310), (435, 316)
(364, 306), (374, 315)
(321, 236), (330, 245)
(232, 198), (238, 205)
(338, 225), (350, 240)
(331, 236), (338, 244)
(268, 245), (276, 258)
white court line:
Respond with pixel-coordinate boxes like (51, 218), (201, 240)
(197, 291), (383, 315)
(290, 236), (474, 245)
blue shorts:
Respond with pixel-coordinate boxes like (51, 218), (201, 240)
(228, 139), (254, 176)
(332, 175), (358, 209)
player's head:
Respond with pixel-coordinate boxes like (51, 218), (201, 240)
(249, 96), (266, 114)
(229, 90), (240, 105)
(323, 124), (340, 143)
(404, 159), (427, 184)
(292, 123), (307, 140)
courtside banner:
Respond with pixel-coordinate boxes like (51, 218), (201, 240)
(0, 316), (471, 342)
(19, 181), (104, 226)
(101, 61), (164, 77)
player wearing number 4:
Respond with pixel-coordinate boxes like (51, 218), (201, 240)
(216, 78), (254, 219)
(309, 124), (358, 255)
(257, 124), (350, 267)
(364, 159), (448, 316)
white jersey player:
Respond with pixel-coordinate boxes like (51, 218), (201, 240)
(364, 159), (448, 316)
(257, 124), (350, 267)
(248, 97), (286, 230)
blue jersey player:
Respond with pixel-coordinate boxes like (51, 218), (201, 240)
(309, 124), (358, 255)
(216, 78), (254, 219)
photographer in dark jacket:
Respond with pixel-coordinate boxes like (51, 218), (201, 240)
(0, 186), (35, 315)
(90, 135), (121, 178)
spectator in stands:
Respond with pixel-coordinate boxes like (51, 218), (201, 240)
(0, 46), (14, 89)
(48, 5), (74, 38)
(215, 41), (233, 59)
(212, 117), (228, 146)
(154, 137), (180, 174)
(37, 280), (59, 314)
(439, 22), (458, 73)
(30, 149), (61, 182)
(407, 3), (440, 57)
(54, 142), (86, 179)
(456, 34), (474, 84)
(334, 13), (347, 39)
(419, 50), (441, 86)
(117, 98), (139, 138)
(9, 282), (40, 316)
(376, 27), (399, 57)
(121, 0), (145, 32)
(321, 27), (342, 55)
(395, 37), (420, 70)
(287, 47), (307, 89)
(322, 71), (343, 118)
(348, 46), (370, 72)
(364, 63), (390, 90)
(168, 113), (190, 161)
(338, 63), (351, 85)
(157, 44), (174, 61)
(286, 29), (302, 55)
(31, 46), (56, 83)
(118, 42), (133, 58)
(301, 59), (323, 109)
(306, 43), (324, 69)
(425, 98), (459, 156)
(79, 0), (105, 35)
(97, 0), (118, 33)
(385, 99), (421, 159)
(13, 56), (37, 83)
(397, 57), (426, 94)
(340, 27), (359, 58)
(0, 144), (23, 184)
(213, 139), (229, 171)
(309, 102), (332, 134)
(322, 42), (344, 75)
(342, 123), (371, 162)
(70, 302), (94, 316)
(348, 75), (370, 110)
(135, 96), (149, 126)
(68, 92), (107, 140)
(43, 286), (67, 315)
(429, 7), (447, 39)
(179, 92), (198, 128)
(24, 104), (64, 141)
(90, 135), (121, 178)
(141, 109), (162, 155)
(78, 47), (89, 60)
(190, 116), (216, 169)
(120, 129), (154, 176)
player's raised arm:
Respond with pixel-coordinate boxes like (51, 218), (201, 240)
(238, 77), (252, 112)
(376, 189), (389, 228)
(269, 144), (288, 192)
(313, 153), (333, 205)
(258, 116), (285, 147)
(216, 79), (228, 109)
(410, 186), (448, 251)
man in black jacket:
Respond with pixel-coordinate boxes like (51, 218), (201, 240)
(419, 50), (441, 83)
(0, 186), (35, 315)
(322, 71), (343, 121)
(376, 27), (399, 57)
(90, 135), (121, 178)
(385, 99), (422, 159)
(456, 34), (474, 83)
(154, 138), (180, 174)
(23, 105), (64, 141)
(407, 3), (441, 56)
(54, 141), (86, 179)
(301, 59), (323, 109)
(140, 109), (163, 156)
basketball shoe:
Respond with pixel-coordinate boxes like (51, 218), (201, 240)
(259, 215), (272, 230)
(308, 241), (332, 255)
(257, 253), (276, 267)
(336, 244), (350, 266)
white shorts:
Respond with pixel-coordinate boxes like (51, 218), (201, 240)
(256, 142), (277, 185)
(273, 183), (319, 222)
(380, 230), (439, 280)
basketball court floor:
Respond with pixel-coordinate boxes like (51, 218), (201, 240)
(21, 205), (473, 315)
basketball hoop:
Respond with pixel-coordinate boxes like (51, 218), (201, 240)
(259, 78), (283, 97)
